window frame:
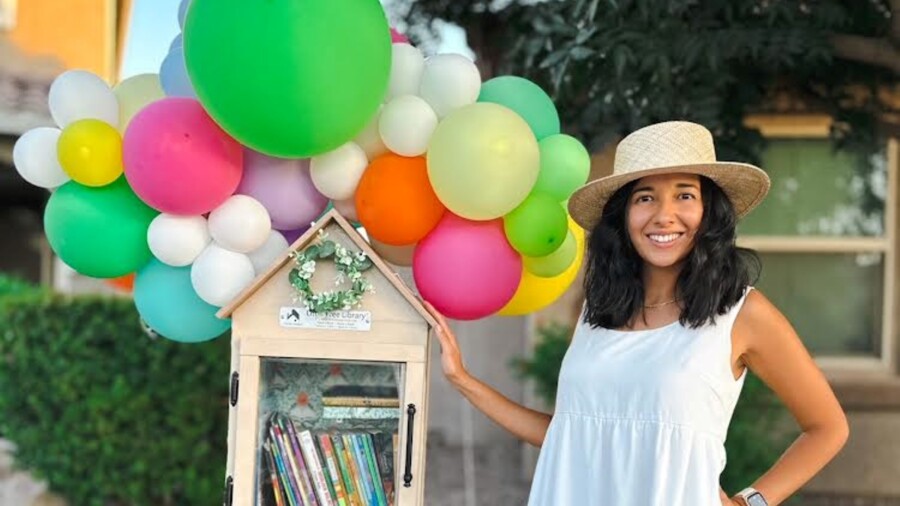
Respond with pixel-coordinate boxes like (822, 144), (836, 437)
(739, 114), (898, 375)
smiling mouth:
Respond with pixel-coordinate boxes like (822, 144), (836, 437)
(647, 233), (684, 246)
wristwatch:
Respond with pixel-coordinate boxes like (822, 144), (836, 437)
(735, 487), (768, 506)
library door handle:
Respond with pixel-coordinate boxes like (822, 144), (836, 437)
(403, 403), (416, 488)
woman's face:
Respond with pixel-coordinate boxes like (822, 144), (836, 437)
(626, 173), (704, 269)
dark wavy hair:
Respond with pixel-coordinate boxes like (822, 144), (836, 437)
(582, 176), (760, 330)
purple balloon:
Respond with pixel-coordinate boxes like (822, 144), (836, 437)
(279, 225), (311, 245)
(237, 149), (329, 230)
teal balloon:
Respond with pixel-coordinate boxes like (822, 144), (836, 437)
(536, 134), (591, 201)
(504, 194), (568, 257)
(44, 177), (157, 278)
(477, 76), (560, 140)
(524, 230), (577, 278)
(184, 0), (391, 158)
(134, 259), (231, 343)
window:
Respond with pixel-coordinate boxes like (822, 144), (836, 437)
(0, 0), (16, 30)
(738, 115), (897, 373)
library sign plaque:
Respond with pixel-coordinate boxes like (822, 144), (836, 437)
(216, 210), (438, 506)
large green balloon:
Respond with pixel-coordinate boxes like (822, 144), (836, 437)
(44, 177), (157, 278)
(536, 134), (591, 201)
(184, 0), (391, 158)
(478, 76), (560, 140)
(503, 193), (568, 257)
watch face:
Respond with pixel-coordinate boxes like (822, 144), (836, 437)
(747, 492), (768, 506)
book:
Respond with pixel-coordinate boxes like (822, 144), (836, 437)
(349, 434), (378, 506)
(317, 433), (349, 506)
(331, 434), (363, 506)
(281, 417), (319, 506)
(344, 434), (376, 506)
(300, 429), (336, 506)
(263, 443), (288, 506)
(362, 433), (387, 506)
(322, 406), (401, 420)
(322, 385), (400, 408)
(267, 428), (301, 506)
(276, 417), (316, 506)
(371, 432), (395, 503)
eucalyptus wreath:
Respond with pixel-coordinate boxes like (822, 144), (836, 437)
(288, 231), (375, 313)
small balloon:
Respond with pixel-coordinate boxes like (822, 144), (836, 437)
(191, 244), (256, 307)
(48, 70), (119, 128)
(390, 27), (409, 43)
(160, 46), (197, 98)
(13, 127), (69, 188)
(236, 150), (328, 230)
(413, 214), (521, 320)
(310, 142), (368, 200)
(504, 193), (568, 257)
(478, 75), (560, 140)
(523, 229), (577, 278)
(135, 258), (231, 343)
(356, 154), (445, 245)
(248, 230), (290, 274)
(147, 213), (210, 266)
(123, 98), (243, 215)
(387, 43), (425, 100)
(379, 95), (437, 157)
(208, 195), (272, 254)
(279, 226), (310, 245)
(113, 73), (165, 133)
(535, 134), (591, 201)
(419, 54), (481, 118)
(44, 177), (157, 278)
(427, 103), (539, 220)
(57, 119), (123, 187)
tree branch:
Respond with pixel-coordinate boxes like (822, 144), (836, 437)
(830, 33), (900, 74)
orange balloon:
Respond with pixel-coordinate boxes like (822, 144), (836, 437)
(355, 154), (445, 245)
(106, 273), (135, 292)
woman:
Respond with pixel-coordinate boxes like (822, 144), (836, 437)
(423, 121), (849, 506)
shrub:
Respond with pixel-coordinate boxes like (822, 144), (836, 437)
(0, 293), (231, 506)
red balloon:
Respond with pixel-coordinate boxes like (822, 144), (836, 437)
(355, 154), (445, 245)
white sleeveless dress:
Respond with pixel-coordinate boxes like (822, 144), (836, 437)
(527, 288), (752, 505)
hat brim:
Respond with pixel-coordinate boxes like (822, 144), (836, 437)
(567, 162), (771, 232)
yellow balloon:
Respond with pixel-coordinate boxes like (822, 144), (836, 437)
(57, 119), (123, 187)
(498, 216), (585, 315)
(427, 102), (539, 220)
(113, 73), (165, 133)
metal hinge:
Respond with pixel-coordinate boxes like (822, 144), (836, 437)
(230, 372), (239, 407)
(223, 476), (233, 506)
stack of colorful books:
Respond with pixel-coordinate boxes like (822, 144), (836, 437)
(321, 385), (401, 421)
(263, 413), (397, 506)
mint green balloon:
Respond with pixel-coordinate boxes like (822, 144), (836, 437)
(44, 177), (157, 278)
(536, 134), (591, 201)
(504, 193), (567, 257)
(184, 0), (391, 157)
(478, 76), (560, 140)
(524, 230), (577, 278)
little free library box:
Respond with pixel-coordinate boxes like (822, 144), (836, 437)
(217, 209), (438, 506)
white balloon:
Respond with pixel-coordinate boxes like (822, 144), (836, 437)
(248, 230), (290, 274)
(147, 214), (210, 267)
(12, 128), (69, 189)
(332, 198), (360, 222)
(354, 106), (388, 161)
(419, 54), (482, 118)
(48, 70), (118, 127)
(387, 43), (425, 100)
(191, 244), (256, 307)
(310, 142), (369, 200)
(379, 95), (437, 157)
(208, 195), (272, 253)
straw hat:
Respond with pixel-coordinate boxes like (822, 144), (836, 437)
(567, 121), (771, 231)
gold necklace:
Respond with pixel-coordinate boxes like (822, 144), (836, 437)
(643, 298), (679, 309)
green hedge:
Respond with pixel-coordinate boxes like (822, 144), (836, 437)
(0, 290), (231, 506)
(514, 323), (795, 495)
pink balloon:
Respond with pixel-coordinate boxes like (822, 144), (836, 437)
(413, 214), (521, 320)
(237, 149), (329, 230)
(390, 28), (409, 44)
(123, 97), (243, 215)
